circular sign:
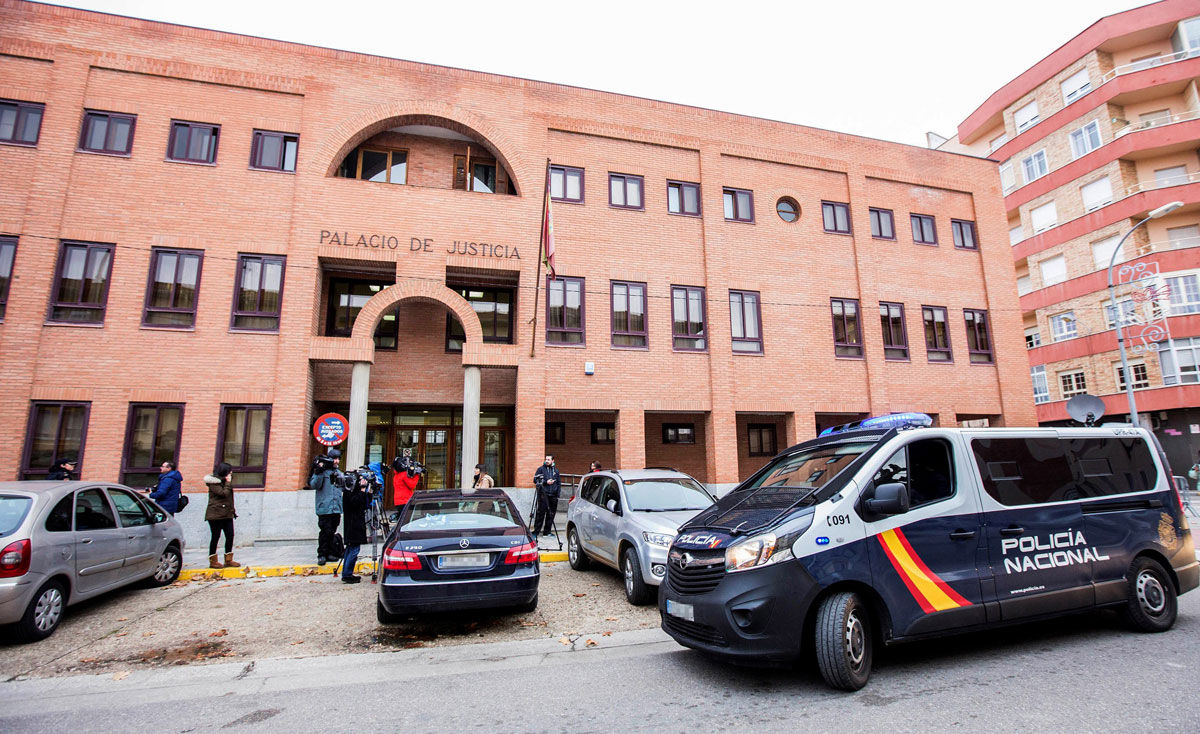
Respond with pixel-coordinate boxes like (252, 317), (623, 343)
(313, 413), (349, 447)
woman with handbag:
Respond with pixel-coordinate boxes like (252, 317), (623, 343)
(204, 462), (239, 569)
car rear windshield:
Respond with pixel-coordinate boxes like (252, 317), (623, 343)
(401, 499), (519, 531)
(0, 496), (33, 537)
(741, 442), (876, 494)
(624, 479), (713, 512)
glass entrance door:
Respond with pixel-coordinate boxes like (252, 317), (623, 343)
(393, 427), (450, 490)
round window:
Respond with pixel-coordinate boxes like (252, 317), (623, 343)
(776, 197), (800, 223)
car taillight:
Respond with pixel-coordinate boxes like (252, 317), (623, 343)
(504, 542), (539, 565)
(382, 548), (421, 571)
(0, 539), (30, 578)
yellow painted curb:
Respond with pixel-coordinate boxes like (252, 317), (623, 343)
(539, 552), (568, 563)
(180, 552), (567, 581)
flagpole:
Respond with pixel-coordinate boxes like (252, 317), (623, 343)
(529, 157), (551, 358)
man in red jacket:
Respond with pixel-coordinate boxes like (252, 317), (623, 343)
(392, 455), (420, 512)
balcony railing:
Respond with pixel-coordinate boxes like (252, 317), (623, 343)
(1113, 106), (1200, 138)
(1100, 47), (1197, 84)
(1126, 169), (1200, 195)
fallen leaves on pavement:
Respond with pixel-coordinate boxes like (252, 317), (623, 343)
(111, 671), (130, 681)
(209, 629), (228, 637)
(585, 639), (598, 648)
(572, 593), (586, 598)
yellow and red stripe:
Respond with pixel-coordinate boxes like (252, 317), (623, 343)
(876, 528), (972, 613)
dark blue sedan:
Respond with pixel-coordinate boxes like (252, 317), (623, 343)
(376, 488), (539, 621)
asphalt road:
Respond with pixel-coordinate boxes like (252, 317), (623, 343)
(2, 591), (1197, 733)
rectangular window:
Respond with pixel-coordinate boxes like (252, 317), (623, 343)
(546, 276), (585, 345)
(550, 165), (584, 203)
(729, 289), (763, 354)
(1139, 109), (1172, 127)
(1166, 224), (1200, 249)
(822, 201), (851, 234)
(951, 219), (977, 250)
(1158, 336), (1200, 385)
(747, 424), (777, 457)
(1166, 273), (1200, 315)
(879, 301), (908, 360)
(338, 147), (407, 184)
(1059, 371), (1087, 399)
(1154, 165), (1189, 187)
(1022, 150), (1048, 183)
(216, 404), (271, 488)
(989, 132), (1009, 152)
(964, 309), (993, 364)
(49, 241), (114, 324)
(722, 187), (754, 222)
(167, 121), (219, 164)
(471, 162), (496, 193)
(326, 279), (400, 350)
(869, 208), (895, 239)
(662, 423), (695, 444)
(1000, 163), (1016, 192)
(1009, 225), (1024, 246)
(672, 285), (707, 351)
(1069, 121), (1102, 159)
(1115, 362), (1149, 391)
(910, 214), (937, 245)
(20, 401), (90, 480)
(545, 422), (565, 445)
(1031, 201), (1058, 233)
(0, 236), (15, 320)
(1105, 298), (1138, 329)
(1025, 326), (1042, 349)
(1091, 234), (1123, 269)
(609, 173), (643, 210)
(970, 436), (1156, 506)
(0, 99), (44, 146)
(250, 130), (298, 172)
(1039, 254), (1067, 286)
(121, 403), (184, 487)
(1014, 100), (1040, 133)
(1031, 366), (1049, 404)
(610, 280), (647, 348)
(1050, 311), (1077, 341)
(231, 254), (285, 331)
(922, 305), (952, 362)
(1017, 275), (1032, 295)
(830, 298), (863, 358)
(79, 110), (135, 155)
(446, 286), (514, 351)
(143, 248), (203, 328)
(591, 422), (615, 445)
(667, 180), (701, 216)
(1061, 69), (1091, 104)
(1081, 176), (1113, 211)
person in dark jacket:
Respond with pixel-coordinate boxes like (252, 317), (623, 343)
(47, 456), (77, 481)
(204, 462), (239, 569)
(310, 451), (344, 565)
(340, 472), (370, 584)
(148, 461), (183, 514)
(533, 455), (561, 537)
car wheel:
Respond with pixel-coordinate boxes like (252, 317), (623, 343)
(15, 579), (67, 643)
(622, 547), (653, 606)
(376, 597), (402, 625)
(515, 593), (539, 614)
(814, 591), (873, 691)
(1119, 556), (1177, 633)
(148, 545), (182, 587)
(567, 527), (590, 571)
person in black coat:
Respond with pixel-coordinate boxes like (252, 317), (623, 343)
(47, 456), (77, 481)
(533, 455), (561, 537)
(340, 472), (370, 584)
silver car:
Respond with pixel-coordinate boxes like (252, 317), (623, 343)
(0, 481), (186, 641)
(566, 468), (715, 605)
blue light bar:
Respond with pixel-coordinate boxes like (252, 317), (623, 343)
(820, 412), (933, 436)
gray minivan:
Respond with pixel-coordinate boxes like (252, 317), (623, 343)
(0, 482), (185, 641)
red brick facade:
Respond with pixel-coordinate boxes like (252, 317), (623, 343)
(0, 1), (1035, 492)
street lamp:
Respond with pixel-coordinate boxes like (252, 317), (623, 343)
(1107, 200), (1184, 428)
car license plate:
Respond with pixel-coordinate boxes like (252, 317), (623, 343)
(666, 600), (694, 622)
(438, 553), (490, 569)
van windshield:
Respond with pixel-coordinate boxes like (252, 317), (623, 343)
(741, 442), (875, 495)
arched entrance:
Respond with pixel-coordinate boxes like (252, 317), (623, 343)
(344, 280), (487, 488)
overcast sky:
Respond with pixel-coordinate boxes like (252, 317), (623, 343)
(54, 0), (1151, 148)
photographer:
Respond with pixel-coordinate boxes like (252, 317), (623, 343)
(391, 455), (421, 513)
(309, 448), (344, 565)
(340, 470), (370, 584)
(533, 455), (561, 537)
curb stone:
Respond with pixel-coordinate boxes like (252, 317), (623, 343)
(178, 551), (569, 581)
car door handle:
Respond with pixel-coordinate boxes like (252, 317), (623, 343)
(999, 526), (1025, 537)
(80, 538), (93, 544)
(949, 529), (977, 540)
(127, 534), (137, 539)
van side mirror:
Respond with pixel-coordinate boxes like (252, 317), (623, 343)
(606, 499), (621, 515)
(865, 482), (909, 516)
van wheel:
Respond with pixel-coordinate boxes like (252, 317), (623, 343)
(376, 597), (401, 625)
(622, 547), (653, 606)
(567, 527), (590, 571)
(814, 591), (873, 691)
(1119, 557), (1177, 632)
(15, 580), (66, 643)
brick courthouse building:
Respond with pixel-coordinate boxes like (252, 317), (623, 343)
(0, 0), (1034, 497)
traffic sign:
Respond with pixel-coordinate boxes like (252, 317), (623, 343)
(313, 413), (349, 446)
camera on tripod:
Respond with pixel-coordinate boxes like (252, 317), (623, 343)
(345, 466), (382, 495)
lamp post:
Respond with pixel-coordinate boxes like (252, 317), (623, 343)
(1107, 200), (1184, 427)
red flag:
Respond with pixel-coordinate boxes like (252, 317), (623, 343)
(542, 195), (556, 280)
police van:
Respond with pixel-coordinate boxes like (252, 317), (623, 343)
(659, 414), (1198, 690)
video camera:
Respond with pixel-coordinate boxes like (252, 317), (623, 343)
(391, 454), (425, 478)
(345, 466), (383, 495)
(313, 448), (342, 475)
